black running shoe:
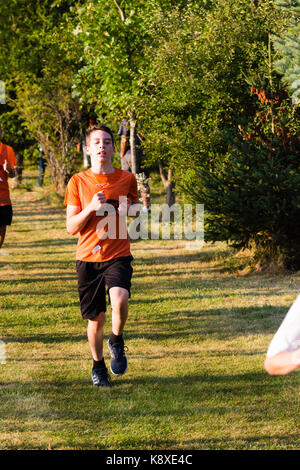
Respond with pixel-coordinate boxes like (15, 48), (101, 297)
(91, 366), (112, 387)
(108, 338), (128, 376)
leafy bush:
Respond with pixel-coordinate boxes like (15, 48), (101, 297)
(183, 96), (300, 270)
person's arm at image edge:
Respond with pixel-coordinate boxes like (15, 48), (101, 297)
(264, 348), (300, 375)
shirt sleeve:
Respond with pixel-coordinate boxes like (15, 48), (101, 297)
(266, 295), (300, 357)
(64, 176), (81, 207)
(128, 173), (139, 202)
(7, 146), (17, 169)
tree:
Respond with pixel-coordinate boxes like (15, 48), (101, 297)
(273, 0), (300, 104)
(0, 0), (84, 194)
(72, 0), (154, 175)
(71, 0), (191, 204)
(14, 71), (83, 194)
(141, 1), (287, 200)
(0, 103), (37, 187)
(139, 0), (300, 268)
(182, 78), (300, 269)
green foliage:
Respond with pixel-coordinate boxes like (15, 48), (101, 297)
(273, 0), (300, 104)
(72, 0), (151, 120)
(72, 1), (199, 118)
(141, 0), (287, 186)
(183, 96), (300, 269)
(0, 0), (85, 191)
(0, 105), (35, 154)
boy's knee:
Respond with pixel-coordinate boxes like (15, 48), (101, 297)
(112, 296), (128, 312)
(89, 312), (106, 328)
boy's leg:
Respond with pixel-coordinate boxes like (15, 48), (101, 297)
(104, 257), (133, 376)
(87, 311), (106, 360)
(0, 226), (6, 249)
(107, 287), (130, 376)
(88, 311), (111, 387)
(109, 287), (129, 336)
(0, 206), (13, 250)
(76, 261), (111, 386)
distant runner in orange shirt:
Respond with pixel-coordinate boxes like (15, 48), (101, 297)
(0, 123), (16, 253)
(64, 125), (140, 387)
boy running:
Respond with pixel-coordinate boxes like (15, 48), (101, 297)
(0, 124), (16, 253)
(64, 125), (139, 387)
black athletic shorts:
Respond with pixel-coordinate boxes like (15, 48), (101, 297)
(76, 255), (133, 320)
(0, 205), (13, 226)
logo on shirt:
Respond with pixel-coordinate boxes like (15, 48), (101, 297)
(95, 182), (110, 189)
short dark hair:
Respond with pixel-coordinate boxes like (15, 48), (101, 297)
(86, 125), (114, 145)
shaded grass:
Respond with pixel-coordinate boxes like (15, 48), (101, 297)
(0, 170), (299, 450)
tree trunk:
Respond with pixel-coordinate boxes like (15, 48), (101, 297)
(158, 159), (175, 206)
(11, 152), (24, 188)
(268, 33), (275, 135)
(48, 152), (73, 196)
(166, 180), (175, 206)
(129, 115), (137, 175)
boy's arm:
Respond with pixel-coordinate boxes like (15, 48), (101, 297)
(3, 159), (15, 178)
(66, 191), (106, 235)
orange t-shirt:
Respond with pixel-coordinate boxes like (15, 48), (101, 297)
(0, 142), (17, 206)
(64, 168), (139, 262)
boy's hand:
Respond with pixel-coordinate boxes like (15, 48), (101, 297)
(3, 159), (11, 173)
(90, 191), (107, 212)
(118, 198), (131, 217)
(3, 159), (14, 177)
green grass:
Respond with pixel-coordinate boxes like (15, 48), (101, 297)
(0, 169), (299, 450)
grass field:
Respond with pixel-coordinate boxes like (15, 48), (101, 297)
(0, 170), (299, 450)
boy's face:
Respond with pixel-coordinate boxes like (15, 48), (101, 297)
(86, 130), (115, 166)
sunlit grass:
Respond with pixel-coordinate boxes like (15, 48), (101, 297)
(0, 169), (299, 450)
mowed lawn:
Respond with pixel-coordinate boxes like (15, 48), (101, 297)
(0, 171), (299, 450)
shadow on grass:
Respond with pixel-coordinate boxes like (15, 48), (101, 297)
(2, 259), (75, 267)
(125, 305), (288, 339)
(12, 238), (77, 248)
(14, 216), (64, 223)
(13, 206), (63, 217)
(135, 250), (233, 266)
(130, 291), (290, 305)
(0, 370), (292, 395)
(60, 433), (300, 450)
(11, 229), (33, 233)
(133, 273), (296, 294)
(3, 333), (86, 344)
(0, 289), (76, 297)
(0, 275), (76, 284)
(3, 433), (298, 450)
(0, 369), (298, 451)
(0, 305), (288, 339)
